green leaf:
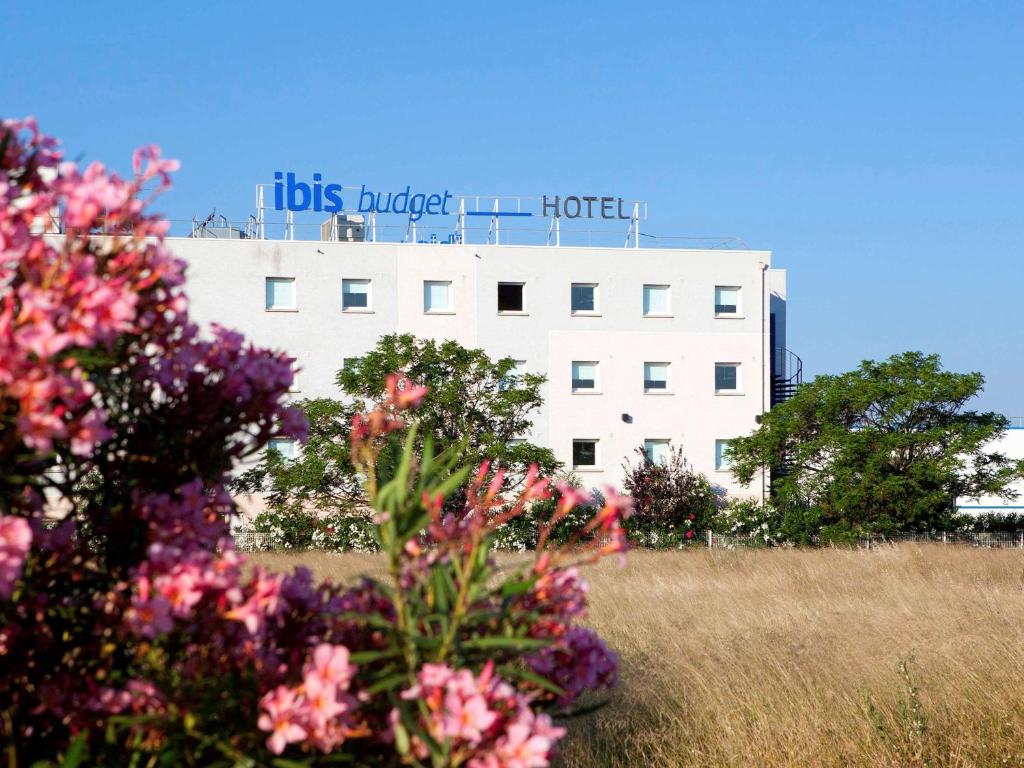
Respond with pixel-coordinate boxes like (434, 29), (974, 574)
(500, 578), (535, 597)
(365, 671), (414, 695)
(460, 636), (552, 651)
(393, 720), (411, 756)
(498, 664), (567, 698)
(431, 568), (450, 612)
(59, 734), (88, 768)
(348, 648), (402, 664)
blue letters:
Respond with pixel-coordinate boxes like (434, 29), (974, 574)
(409, 193), (427, 221)
(274, 174), (453, 220)
(286, 172), (310, 211)
(312, 173), (323, 212)
(324, 184), (343, 213)
(358, 185), (375, 213)
(274, 172), (284, 210)
(392, 186), (410, 215)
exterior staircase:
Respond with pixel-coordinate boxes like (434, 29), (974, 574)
(770, 348), (803, 490)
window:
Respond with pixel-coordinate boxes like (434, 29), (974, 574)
(342, 279), (371, 311)
(572, 439), (598, 468)
(423, 280), (452, 313)
(644, 439), (670, 465)
(265, 277), (295, 310)
(571, 361), (598, 392)
(714, 286), (740, 316)
(644, 362), (669, 392)
(500, 359), (527, 390)
(643, 284), (670, 316)
(497, 282), (524, 313)
(268, 438), (297, 460)
(715, 439), (731, 471)
(715, 363), (740, 393)
(570, 283), (598, 314)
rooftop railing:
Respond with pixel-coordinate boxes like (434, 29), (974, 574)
(36, 213), (751, 251)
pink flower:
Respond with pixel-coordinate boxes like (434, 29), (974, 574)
(386, 374), (427, 409)
(154, 565), (205, 618)
(124, 576), (174, 638)
(302, 672), (347, 723)
(521, 464), (551, 502)
(226, 569), (283, 634)
(258, 685), (308, 755)
(493, 719), (562, 768)
(308, 643), (356, 689)
(0, 516), (31, 599)
(527, 627), (618, 707)
(555, 482), (591, 517)
(441, 688), (497, 745)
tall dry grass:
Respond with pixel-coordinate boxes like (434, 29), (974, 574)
(251, 546), (1024, 767)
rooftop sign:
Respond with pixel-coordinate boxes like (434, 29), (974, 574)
(272, 172), (639, 221)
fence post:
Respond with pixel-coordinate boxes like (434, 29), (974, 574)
(1019, 532), (1023, 550)
(942, 532), (947, 545)
(706, 529), (712, 549)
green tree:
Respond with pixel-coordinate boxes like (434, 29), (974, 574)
(727, 351), (1024, 538)
(235, 397), (364, 514)
(235, 334), (558, 513)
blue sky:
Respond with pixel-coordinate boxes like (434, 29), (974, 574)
(3, 1), (1022, 414)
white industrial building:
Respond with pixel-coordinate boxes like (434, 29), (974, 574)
(171, 221), (796, 502)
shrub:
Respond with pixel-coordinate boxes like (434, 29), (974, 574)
(0, 118), (631, 766)
(621, 445), (721, 546)
(250, 507), (379, 552)
(951, 511), (1024, 533)
(491, 476), (602, 552)
(712, 498), (781, 545)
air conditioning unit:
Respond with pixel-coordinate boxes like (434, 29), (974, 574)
(321, 214), (366, 242)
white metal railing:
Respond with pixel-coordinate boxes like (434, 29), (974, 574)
(41, 210), (748, 251)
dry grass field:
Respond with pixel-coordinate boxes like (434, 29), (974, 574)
(251, 546), (1024, 767)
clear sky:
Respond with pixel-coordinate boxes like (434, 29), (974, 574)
(3, 1), (1022, 414)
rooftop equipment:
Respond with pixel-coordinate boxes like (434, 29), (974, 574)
(190, 210), (247, 239)
(321, 213), (366, 242)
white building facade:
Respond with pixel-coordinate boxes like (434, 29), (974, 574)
(957, 421), (1024, 514)
(171, 236), (790, 500)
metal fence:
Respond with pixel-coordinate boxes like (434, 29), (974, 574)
(232, 528), (1024, 553)
(707, 531), (1024, 550)
(858, 531), (1024, 549)
(231, 530), (276, 552)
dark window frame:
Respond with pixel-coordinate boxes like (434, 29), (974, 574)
(497, 282), (524, 313)
(572, 439), (598, 467)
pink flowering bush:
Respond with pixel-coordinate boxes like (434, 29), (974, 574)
(0, 118), (629, 766)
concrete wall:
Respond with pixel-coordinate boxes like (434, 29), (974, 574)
(170, 237), (782, 499)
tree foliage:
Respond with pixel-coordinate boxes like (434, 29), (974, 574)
(727, 351), (1024, 535)
(236, 334), (559, 513)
